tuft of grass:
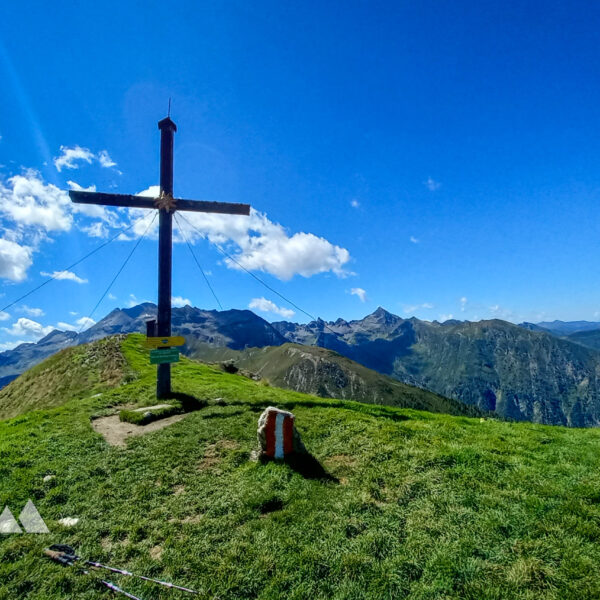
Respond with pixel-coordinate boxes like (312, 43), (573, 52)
(2, 334), (600, 599)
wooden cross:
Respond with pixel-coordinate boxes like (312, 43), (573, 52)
(69, 117), (250, 398)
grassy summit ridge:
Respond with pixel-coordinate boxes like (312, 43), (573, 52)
(0, 335), (134, 421)
(2, 335), (600, 598)
(188, 342), (480, 418)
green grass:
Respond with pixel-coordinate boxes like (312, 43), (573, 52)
(2, 334), (600, 598)
(188, 342), (482, 418)
(0, 335), (134, 421)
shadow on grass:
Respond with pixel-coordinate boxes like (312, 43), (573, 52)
(168, 392), (208, 413)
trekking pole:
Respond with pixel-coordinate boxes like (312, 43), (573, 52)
(44, 549), (145, 600)
(46, 545), (199, 595)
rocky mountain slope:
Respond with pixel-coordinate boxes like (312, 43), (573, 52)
(5, 303), (600, 425)
(0, 329), (77, 387)
(190, 342), (480, 417)
(519, 320), (600, 336)
(0, 303), (285, 385)
(273, 308), (600, 426)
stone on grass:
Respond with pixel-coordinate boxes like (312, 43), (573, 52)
(256, 406), (306, 460)
(58, 517), (79, 527)
(43, 474), (55, 482)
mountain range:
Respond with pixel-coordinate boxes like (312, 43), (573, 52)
(4, 303), (600, 426)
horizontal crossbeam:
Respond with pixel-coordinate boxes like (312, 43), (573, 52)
(69, 191), (250, 215)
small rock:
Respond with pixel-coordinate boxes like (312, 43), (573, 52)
(58, 517), (79, 527)
(43, 475), (55, 482)
(257, 406), (306, 460)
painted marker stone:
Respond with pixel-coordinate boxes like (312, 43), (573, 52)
(257, 406), (306, 460)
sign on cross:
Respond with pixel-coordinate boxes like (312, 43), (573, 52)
(70, 117), (250, 398)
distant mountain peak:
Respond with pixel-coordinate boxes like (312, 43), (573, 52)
(365, 306), (401, 325)
(38, 329), (78, 345)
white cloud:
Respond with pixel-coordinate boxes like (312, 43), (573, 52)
(350, 287), (367, 302)
(350, 199), (360, 208)
(67, 181), (96, 192)
(0, 238), (33, 282)
(488, 304), (516, 321)
(176, 208), (351, 281)
(58, 316), (95, 332)
(137, 185), (160, 197)
(127, 293), (152, 307)
(54, 146), (118, 172)
(54, 145), (95, 172)
(19, 305), (44, 317)
(69, 311), (78, 316)
(404, 302), (434, 314)
(68, 180), (123, 228)
(439, 313), (454, 322)
(80, 222), (108, 238)
(40, 270), (88, 284)
(409, 236), (419, 244)
(249, 297), (295, 318)
(97, 150), (116, 168)
(172, 296), (191, 307)
(0, 171), (72, 232)
(424, 177), (441, 191)
(108, 294), (116, 301)
(76, 316), (95, 330)
(3, 317), (53, 339)
(460, 297), (468, 312)
(0, 311), (10, 321)
(0, 339), (30, 352)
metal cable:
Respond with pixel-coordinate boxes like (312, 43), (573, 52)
(1, 218), (140, 314)
(174, 213), (223, 310)
(77, 212), (157, 333)
(176, 212), (333, 331)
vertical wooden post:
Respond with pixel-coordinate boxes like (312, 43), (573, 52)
(157, 117), (177, 398)
(145, 319), (157, 337)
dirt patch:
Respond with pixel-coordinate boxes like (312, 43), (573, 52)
(149, 545), (163, 560)
(91, 413), (190, 447)
(168, 514), (203, 525)
(198, 439), (240, 470)
(325, 454), (358, 469)
(101, 536), (113, 551)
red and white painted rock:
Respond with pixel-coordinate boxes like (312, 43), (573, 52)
(257, 407), (305, 459)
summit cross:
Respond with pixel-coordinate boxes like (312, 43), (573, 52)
(69, 117), (250, 398)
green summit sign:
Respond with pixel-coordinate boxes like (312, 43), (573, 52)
(150, 349), (180, 365)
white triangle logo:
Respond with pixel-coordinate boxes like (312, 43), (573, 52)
(0, 506), (22, 534)
(18, 500), (49, 534)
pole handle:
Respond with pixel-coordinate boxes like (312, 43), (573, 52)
(44, 549), (63, 560)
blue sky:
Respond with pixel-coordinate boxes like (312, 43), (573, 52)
(1, 1), (600, 349)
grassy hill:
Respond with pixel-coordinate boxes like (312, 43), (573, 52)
(2, 335), (600, 598)
(0, 335), (134, 421)
(189, 342), (481, 418)
(566, 329), (600, 351)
